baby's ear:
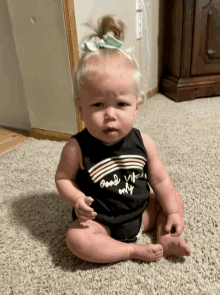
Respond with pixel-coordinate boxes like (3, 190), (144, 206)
(136, 96), (144, 110)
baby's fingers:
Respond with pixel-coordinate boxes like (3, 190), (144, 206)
(78, 215), (90, 224)
(84, 196), (94, 207)
(78, 210), (97, 224)
(78, 198), (94, 212)
(171, 225), (183, 237)
(165, 222), (172, 234)
(76, 196), (97, 223)
(78, 208), (97, 218)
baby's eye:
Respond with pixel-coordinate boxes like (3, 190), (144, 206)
(93, 103), (103, 107)
(117, 102), (128, 107)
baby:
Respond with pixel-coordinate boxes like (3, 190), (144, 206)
(55, 15), (191, 263)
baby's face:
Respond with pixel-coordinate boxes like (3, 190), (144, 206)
(77, 63), (140, 146)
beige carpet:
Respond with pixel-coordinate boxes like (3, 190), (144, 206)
(1, 94), (220, 294)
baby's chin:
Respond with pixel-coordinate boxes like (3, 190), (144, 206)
(101, 136), (121, 146)
(101, 140), (120, 146)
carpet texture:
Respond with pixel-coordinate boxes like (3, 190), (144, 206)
(1, 94), (220, 295)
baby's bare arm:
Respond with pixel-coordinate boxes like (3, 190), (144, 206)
(142, 133), (185, 235)
(55, 139), (97, 222)
(142, 133), (180, 214)
(55, 139), (85, 205)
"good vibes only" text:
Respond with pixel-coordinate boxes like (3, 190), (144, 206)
(100, 172), (147, 195)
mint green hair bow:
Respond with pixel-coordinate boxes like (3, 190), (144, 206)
(82, 34), (123, 52)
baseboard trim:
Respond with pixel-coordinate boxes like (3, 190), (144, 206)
(146, 86), (159, 99)
(29, 128), (72, 141)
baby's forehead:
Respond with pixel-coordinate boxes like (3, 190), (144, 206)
(80, 67), (136, 99)
(83, 70), (135, 94)
(84, 56), (135, 81)
(86, 67), (134, 81)
(85, 52), (136, 72)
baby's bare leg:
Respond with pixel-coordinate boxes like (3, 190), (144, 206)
(142, 193), (162, 232)
(142, 193), (191, 257)
(66, 219), (163, 263)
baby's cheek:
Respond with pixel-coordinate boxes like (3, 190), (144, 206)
(92, 113), (104, 124)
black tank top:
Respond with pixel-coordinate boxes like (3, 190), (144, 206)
(72, 128), (150, 226)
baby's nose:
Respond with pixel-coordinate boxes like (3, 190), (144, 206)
(105, 107), (116, 119)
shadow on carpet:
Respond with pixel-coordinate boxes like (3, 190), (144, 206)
(11, 192), (109, 272)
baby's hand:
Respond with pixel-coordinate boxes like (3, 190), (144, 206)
(165, 213), (185, 237)
(74, 196), (97, 223)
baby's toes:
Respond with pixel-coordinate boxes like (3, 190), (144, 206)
(153, 244), (163, 259)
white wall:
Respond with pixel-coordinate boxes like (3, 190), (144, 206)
(141, 0), (159, 91)
(1, 0), (159, 133)
(5, 0), (78, 135)
(0, 1), (30, 129)
(74, 0), (137, 54)
(74, 0), (159, 92)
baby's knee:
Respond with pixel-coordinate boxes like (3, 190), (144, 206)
(66, 221), (85, 249)
(66, 219), (109, 250)
(66, 225), (78, 249)
(66, 225), (92, 259)
(66, 225), (94, 260)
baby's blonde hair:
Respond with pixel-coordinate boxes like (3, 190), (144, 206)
(73, 15), (146, 102)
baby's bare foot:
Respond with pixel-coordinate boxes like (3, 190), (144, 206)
(131, 244), (163, 262)
(158, 236), (191, 257)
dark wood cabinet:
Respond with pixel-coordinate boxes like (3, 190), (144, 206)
(160, 0), (220, 102)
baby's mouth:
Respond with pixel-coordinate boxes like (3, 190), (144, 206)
(103, 128), (118, 135)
